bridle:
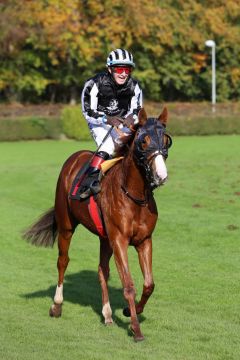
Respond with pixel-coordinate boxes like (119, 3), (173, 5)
(121, 184), (150, 206)
(134, 120), (172, 188)
(121, 153), (152, 206)
(121, 118), (172, 206)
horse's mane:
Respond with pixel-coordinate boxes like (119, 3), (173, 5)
(114, 124), (140, 158)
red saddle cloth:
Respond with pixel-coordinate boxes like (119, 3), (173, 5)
(70, 156), (123, 238)
(88, 195), (106, 238)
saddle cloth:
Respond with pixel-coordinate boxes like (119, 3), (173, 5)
(100, 156), (124, 174)
(69, 156), (123, 238)
(88, 195), (106, 238)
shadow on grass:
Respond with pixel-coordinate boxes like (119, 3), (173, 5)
(22, 270), (146, 335)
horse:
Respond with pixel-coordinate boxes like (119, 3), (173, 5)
(23, 107), (172, 341)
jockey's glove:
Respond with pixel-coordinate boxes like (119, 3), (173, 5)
(105, 116), (123, 128)
(122, 114), (137, 128)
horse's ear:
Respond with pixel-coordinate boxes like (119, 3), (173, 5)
(138, 107), (147, 126)
(158, 107), (168, 126)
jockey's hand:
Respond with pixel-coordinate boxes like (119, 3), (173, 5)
(122, 114), (135, 128)
(106, 116), (123, 128)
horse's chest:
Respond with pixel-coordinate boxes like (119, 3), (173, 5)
(131, 210), (157, 244)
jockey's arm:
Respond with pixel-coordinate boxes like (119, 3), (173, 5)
(125, 82), (143, 123)
(81, 79), (105, 126)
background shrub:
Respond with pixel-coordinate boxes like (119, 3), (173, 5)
(0, 116), (61, 141)
(145, 102), (240, 136)
(60, 106), (91, 140)
(167, 115), (240, 136)
(0, 103), (239, 141)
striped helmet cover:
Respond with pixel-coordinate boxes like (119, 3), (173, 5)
(106, 48), (135, 68)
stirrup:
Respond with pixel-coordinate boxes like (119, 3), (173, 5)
(90, 181), (101, 195)
(78, 180), (101, 199)
(79, 189), (91, 199)
(78, 184), (92, 199)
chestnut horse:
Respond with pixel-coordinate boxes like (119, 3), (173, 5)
(24, 107), (172, 341)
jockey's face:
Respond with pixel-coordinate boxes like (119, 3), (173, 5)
(109, 66), (132, 85)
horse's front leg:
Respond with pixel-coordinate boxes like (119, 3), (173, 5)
(123, 238), (155, 317)
(98, 236), (113, 325)
(113, 238), (144, 342)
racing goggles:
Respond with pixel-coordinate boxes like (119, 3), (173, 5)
(113, 66), (132, 75)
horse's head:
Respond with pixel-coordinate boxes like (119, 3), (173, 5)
(133, 107), (172, 189)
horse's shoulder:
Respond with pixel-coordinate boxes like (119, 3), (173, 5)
(64, 150), (92, 164)
(61, 150), (93, 174)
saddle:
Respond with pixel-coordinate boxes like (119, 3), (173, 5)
(69, 156), (123, 201)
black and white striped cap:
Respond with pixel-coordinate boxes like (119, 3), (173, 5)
(106, 48), (135, 67)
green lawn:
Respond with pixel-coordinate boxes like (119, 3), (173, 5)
(0, 136), (239, 360)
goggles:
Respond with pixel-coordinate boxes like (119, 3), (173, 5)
(113, 67), (132, 75)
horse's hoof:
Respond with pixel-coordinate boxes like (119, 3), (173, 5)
(130, 326), (144, 342)
(134, 334), (145, 342)
(49, 303), (62, 317)
(105, 319), (114, 326)
(123, 307), (131, 317)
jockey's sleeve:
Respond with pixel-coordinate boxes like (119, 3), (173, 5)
(125, 82), (143, 118)
(81, 79), (105, 125)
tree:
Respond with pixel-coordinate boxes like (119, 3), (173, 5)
(0, 0), (239, 102)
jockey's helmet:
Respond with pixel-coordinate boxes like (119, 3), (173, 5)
(106, 49), (135, 68)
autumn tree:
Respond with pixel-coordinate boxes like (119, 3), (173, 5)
(0, 0), (239, 102)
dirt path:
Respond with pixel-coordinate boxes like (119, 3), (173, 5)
(0, 102), (239, 119)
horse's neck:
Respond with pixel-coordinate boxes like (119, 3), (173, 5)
(122, 153), (146, 197)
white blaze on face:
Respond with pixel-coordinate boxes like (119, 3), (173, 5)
(154, 155), (168, 183)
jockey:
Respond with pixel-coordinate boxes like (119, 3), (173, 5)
(80, 48), (143, 198)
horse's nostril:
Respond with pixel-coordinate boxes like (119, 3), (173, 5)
(159, 176), (168, 186)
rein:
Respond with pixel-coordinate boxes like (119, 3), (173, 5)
(121, 185), (150, 206)
(120, 154), (152, 207)
(119, 118), (172, 206)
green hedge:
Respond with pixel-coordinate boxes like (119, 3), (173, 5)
(0, 106), (239, 141)
(0, 116), (61, 141)
(0, 105), (91, 141)
(60, 106), (91, 140)
(168, 115), (240, 136)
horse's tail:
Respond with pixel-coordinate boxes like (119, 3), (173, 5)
(23, 208), (58, 248)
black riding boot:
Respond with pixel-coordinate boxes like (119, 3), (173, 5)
(79, 151), (110, 199)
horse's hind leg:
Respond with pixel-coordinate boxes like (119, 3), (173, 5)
(49, 228), (74, 317)
(98, 237), (113, 325)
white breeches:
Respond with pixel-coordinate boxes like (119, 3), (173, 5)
(90, 124), (131, 156)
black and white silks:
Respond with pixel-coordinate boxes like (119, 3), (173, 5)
(81, 71), (142, 128)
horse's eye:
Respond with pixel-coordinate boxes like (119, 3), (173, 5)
(164, 134), (172, 148)
(142, 135), (151, 149)
(164, 136), (168, 147)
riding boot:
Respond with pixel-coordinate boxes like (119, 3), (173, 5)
(79, 151), (110, 199)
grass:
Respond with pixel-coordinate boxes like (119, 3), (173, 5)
(0, 136), (239, 360)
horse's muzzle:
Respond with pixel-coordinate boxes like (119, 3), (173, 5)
(159, 175), (168, 185)
(153, 174), (168, 188)
(153, 155), (168, 186)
